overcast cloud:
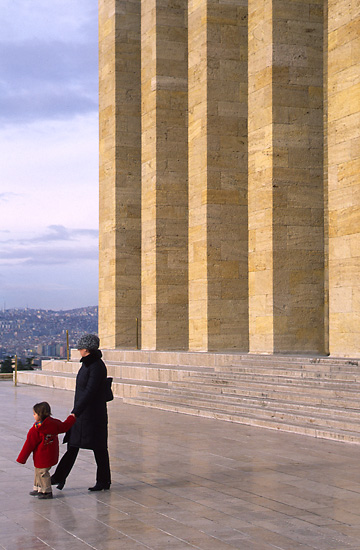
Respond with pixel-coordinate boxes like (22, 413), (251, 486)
(0, 40), (98, 123)
(0, 1), (99, 310)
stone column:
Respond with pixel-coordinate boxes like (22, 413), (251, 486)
(248, 0), (274, 352)
(248, 0), (325, 353)
(188, 0), (248, 351)
(98, 0), (141, 348)
(141, 0), (188, 350)
(328, 1), (360, 356)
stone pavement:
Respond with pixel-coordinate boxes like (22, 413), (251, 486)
(2, 381), (360, 550)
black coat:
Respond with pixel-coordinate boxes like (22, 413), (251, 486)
(65, 350), (108, 450)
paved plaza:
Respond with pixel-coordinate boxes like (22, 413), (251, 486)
(2, 381), (360, 549)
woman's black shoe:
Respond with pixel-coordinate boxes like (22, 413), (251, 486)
(51, 476), (65, 490)
(88, 483), (110, 491)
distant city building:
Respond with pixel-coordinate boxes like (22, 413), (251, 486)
(0, 306), (98, 360)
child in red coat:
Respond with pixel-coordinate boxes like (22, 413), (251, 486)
(17, 402), (76, 499)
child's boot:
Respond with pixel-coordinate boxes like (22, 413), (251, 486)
(38, 492), (53, 499)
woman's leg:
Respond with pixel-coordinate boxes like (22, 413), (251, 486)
(92, 448), (111, 487)
(51, 445), (79, 486)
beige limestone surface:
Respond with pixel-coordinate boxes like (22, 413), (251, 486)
(98, 0), (360, 357)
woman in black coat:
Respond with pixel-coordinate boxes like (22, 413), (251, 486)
(51, 334), (111, 491)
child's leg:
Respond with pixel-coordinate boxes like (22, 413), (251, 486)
(33, 468), (42, 492)
(37, 467), (52, 494)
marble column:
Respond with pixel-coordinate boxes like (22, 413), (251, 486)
(188, 0), (249, 351)
(99, 0), (141, 348)
(248, 0), (325, 353)
(328, 0), (360, 356)
(141, 0), (189, 350)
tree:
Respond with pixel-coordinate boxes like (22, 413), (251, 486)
(0, 355), (34, 373)
(0, 356), (13, 373)
(22, 357), (34, 370)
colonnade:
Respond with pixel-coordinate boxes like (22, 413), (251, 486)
(99, 0), (360, 356)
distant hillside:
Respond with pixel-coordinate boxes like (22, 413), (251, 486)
(0, 306), (98, 359)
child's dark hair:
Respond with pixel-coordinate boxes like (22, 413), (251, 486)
(33, 402), (51, 421)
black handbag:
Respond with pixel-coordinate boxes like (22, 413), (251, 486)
(106, 377), (114, 401)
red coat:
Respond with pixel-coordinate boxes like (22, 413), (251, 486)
(17, 415), (76, 468)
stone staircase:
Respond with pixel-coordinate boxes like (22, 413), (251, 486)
(16, 350), (360, 444)
(16, 350), (215, 399)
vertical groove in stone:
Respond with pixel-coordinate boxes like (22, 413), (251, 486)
(249, 0), (325, 353)
(207, 0), (249, 351)
(99, 0), (141, 348)
(189, 0), (249, 352)
(141, 0), (188, 350)
(328, 0), (360, 356)
(272, 0), (324, 353)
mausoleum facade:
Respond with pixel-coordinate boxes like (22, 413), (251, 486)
(98, 0), (360, 357)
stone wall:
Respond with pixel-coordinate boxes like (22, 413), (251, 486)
(99, 0), (360, 357)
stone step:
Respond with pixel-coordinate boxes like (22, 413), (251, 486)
(125, 397), (360, 444)
(17, 370), (77, 391)
(145, 386), (360, 417)
(41, 359), (214, 382)
(49, 357), (360, 382)
(129, 389), (360, 432)
(214, 364), (360, 379)
(74, 348), (360, 369)
(17, 350), (360, 445)
(50, 359), (360, 381)
(16, 370), (168, 399)
(217, 359), (359, 368)
(40, 360), (79, 375)
(176, 379), (359, 402)
(170, 381), (360, 409)
(183, 373), (360, 392)
(122, 359), (360, 444)
(39, 358), (360, 387)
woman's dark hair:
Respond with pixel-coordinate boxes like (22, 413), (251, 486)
(33, 402), (51, 421)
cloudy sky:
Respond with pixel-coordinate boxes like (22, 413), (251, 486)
(0, 0), (99, 310)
